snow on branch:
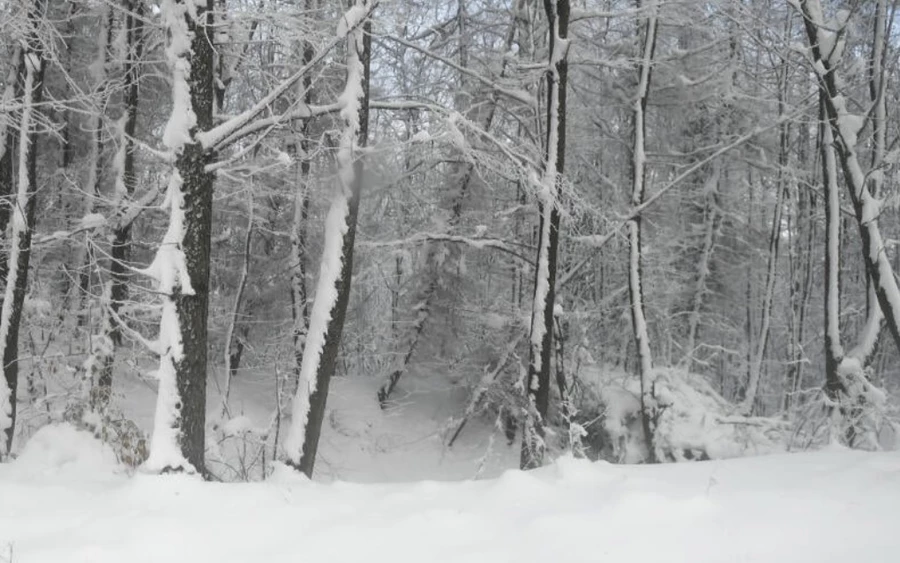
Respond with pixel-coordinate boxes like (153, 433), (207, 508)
(566, 112), (805, 253)
(382, 34), (536, 107)
(197, 2), (377, 152)
(361, 233), (535, 265)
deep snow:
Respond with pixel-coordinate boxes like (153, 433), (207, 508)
(2, 423), (900, 563)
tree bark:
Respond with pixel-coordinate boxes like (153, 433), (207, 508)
(626, 0), (658, 462)
(94, 0), (141, 408)
(520, 0), (568, 470)
(289, 0), (317, 396)
(0, 0), (47, 456)
(144, 0), (215, 474)
(284, 1), (372, 477)
(797, 0), (900, 359)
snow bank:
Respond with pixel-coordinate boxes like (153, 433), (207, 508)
(1, 448), (899, 562)
(8, 423), (119, 479)
(587, 366), (785, 463)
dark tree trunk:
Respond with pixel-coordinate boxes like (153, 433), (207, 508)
(286, 9), (372, 478)
(0, 49), (24, 290)
(146, 0), (215, 474)
(290, 0), (317, 395)
(174, 0), (216, 474)
(0, 0), (47, 455)
(96, 0), (143, 408)
(520, 0), (568, 470)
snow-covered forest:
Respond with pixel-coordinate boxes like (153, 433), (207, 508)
(2, 0), (900, 560)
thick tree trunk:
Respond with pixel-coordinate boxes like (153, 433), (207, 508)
(284, 2), (372, 477)
(144, 0), (215, 474)
(0, 0), (46, 456)
(520, 0), (568, 470)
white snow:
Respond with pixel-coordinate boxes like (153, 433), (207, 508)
(161, 0), (197, 152)
(411, 130), (431, 143)
(79, 212), (108, 230)
(139, 0), (201, 473)
(5, 423), (119, 480)
(336, 4), (368, 39)
(2, 428), (900, 562)
(143, 297), (190, 473)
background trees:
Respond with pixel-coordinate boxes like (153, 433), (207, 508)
(0, 0), (899, 476)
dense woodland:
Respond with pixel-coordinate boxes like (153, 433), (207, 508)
(0, 0), (899, 479)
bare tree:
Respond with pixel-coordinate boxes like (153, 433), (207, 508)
(284, 0), (374, 477)
(521, 0), (569, 470)
(0, 0), (47, 457)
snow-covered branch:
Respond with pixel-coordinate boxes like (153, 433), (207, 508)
(197, 2), (377, 152)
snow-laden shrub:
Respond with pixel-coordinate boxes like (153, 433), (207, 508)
(62, 400), (148, 469)
(12, 423), (120, 476)
(574, 365), (786, 463)
(208, 413), (277, 482)
(791, 360), (899, 452)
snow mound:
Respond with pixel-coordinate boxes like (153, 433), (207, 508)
(584, 366), (785, 463)
(12, 423), (120, 477)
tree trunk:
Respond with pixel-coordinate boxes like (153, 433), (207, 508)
(0, 48), (24, 291)
(739, 38), (790, 415)
(289, 0), (317, 396)
(284, 1), (372, 477)
(0, 0), (47, 456)
(626, 0), (658, 463)
(94, 0), (144, 409)
(682, 164), (721, 369)
(520, 0), (569, 470)
(797, 0), (900, 359)
(144, 0), (215, 475)
(821, 93), (844, 405)
(220, 198), (253, 417)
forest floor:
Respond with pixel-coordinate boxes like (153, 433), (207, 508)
(2, 418), (900, 561)
(3, 374), (900, 561)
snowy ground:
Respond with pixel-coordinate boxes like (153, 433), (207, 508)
(107, 369), (519, 482)
(5, 372), (900, 561)
(2, 422), (900, 563)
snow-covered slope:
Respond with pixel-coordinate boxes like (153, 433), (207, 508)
(2, 424), (900, 563)
(110, 369), (518, 482)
